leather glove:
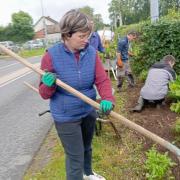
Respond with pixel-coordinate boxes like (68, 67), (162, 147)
(42, 72), (56, 87)
(100, 100), (113, 115)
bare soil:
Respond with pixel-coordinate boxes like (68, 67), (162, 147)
(125, 82), (180, 179)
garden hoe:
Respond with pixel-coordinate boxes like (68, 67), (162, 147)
(0, 44), (180, 162)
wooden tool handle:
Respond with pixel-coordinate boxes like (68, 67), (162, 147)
(1, 44), (180, 159)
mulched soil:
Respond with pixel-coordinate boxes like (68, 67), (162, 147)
(124, 82), (180, 179)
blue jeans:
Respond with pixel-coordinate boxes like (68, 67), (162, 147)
(54, 110), (97, 180)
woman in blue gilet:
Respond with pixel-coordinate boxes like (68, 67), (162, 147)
(39, 9), (115, 180)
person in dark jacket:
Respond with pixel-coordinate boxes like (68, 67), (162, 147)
(88, 20), (104, 53)
(39, 9), (114, 180)
(116, 31), (137, 91)
(131, 55), (176, 112)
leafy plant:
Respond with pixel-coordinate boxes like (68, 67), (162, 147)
(168, 76), (180, 100)
(171, 117), (180, 146)
(138, 69), (148, 82)
(174, 118), (180, 134)
(145, 147), (175, 180)
(170, 101), (180, 114)
(100, 41), (117, 63)
(168, 76), (180, 113)
(171, 117), (180, 135)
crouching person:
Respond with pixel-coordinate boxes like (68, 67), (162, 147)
(131, 55), (176, 112)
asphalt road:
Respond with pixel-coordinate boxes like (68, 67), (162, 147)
(0, 56), (53, 180)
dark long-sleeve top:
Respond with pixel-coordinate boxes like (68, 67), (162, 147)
(39, 51), (115, 103)
(89, 32), (105, 53)
(117, 36), (129, 62)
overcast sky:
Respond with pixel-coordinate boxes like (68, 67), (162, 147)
(0, 0), (111, 26)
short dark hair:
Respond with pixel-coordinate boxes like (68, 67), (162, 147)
(128, 30), (138, 36)
(59, 9), (92, 40)
(162, 55), (176, 64)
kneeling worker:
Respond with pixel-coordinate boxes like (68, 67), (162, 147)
(131, 55), (176, 112)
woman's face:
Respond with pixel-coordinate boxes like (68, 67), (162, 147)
(65, 31), (91, 51)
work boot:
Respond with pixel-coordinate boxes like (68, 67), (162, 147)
(117, 77), (124, 92)
(130, 96), (144, 112)
(156, 101), (166, 109)
(127, 74), (135, 87)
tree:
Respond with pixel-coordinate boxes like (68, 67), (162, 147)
(159, 0), (180, 16)
(79, 6), (94, 18)
(10, 11), (34, 42)
(93, 14), (104, 30)
(108, 0), (123, 28)
(79, 6), (104, 30)
(0, 26), (6, 41)
(0, 24), (14, 41)
(124, 0), (150, 24)
(108, 0), (150, 25)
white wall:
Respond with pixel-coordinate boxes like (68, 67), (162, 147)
(34, 18), (55, 32)
(46, 33), (61, 42)
(98, 30), (114, 41)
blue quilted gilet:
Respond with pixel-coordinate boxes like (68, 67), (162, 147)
(48, 43), (97, 122)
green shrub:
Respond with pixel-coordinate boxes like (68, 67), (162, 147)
(170, 101), (180, 114)
(168, 75), (180, 100)
(174, 118), (180, 134)
(171, 117), (180, 145)
(161, 9), (180, 22)
(113, 10), (180, 76)
(99, 41), (117, 63)
(172, 117), (180, 135)
(168, 76), (180, 114)
(128, 10), (180, 75)
(138, 69), (148, 82)
(115, 21), (146, 38)
(145, 147), (175, 179)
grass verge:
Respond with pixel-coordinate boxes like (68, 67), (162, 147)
(0, 48), (45, 59)
(19, 48), (46, 58)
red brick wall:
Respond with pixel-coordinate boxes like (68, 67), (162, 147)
(34, 29), (45, 39)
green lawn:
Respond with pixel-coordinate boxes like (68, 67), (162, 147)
(19, 48), (46, 58)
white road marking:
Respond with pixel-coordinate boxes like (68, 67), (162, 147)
(0, 56), (41, 70)
(0, 62), (19, 70)
(0, 71), (33, 88)
(0, 63), (40, 88)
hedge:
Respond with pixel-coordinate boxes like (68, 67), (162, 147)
(133, 19), (180, 75)
(115, 10), (180, 76)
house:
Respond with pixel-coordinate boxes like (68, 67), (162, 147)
(33, 16), (61, 43)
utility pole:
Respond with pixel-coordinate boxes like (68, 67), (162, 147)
(40, 0), (47, 47)
(150, 0), (159, 22)
(114, 12), (117, 29)
(118, 11), (122, 26)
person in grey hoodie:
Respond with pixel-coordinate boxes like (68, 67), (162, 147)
(131, 55), (176, 112)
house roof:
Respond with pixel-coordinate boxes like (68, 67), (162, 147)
(34, 16), (58, 27)
(46, 24), (60, 34)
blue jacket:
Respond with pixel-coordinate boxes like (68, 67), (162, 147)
(117, 36), (129, 62)
(48, 43), (97, 122)
(89, 32), (105, 53)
